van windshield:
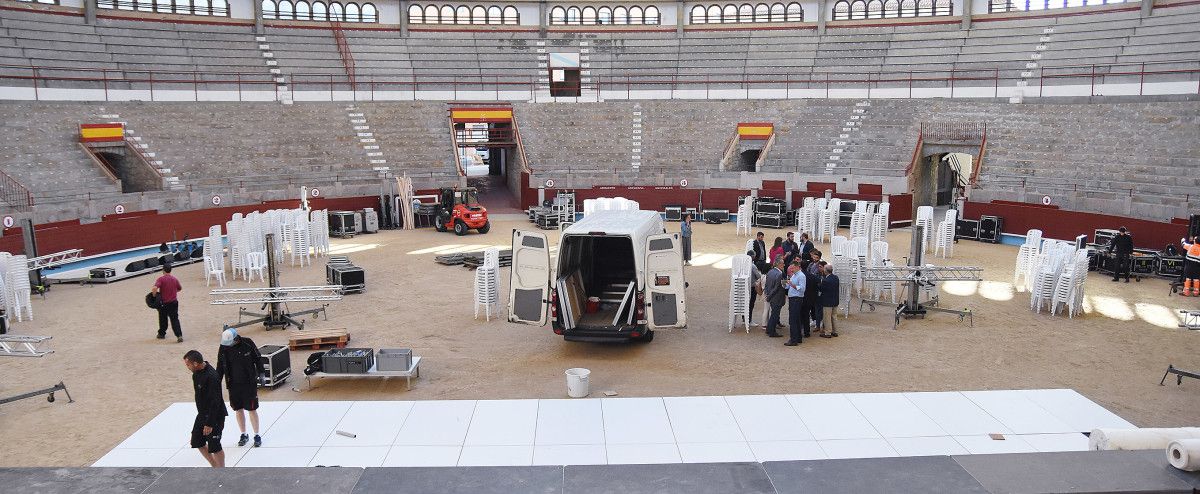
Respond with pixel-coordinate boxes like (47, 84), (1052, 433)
(557, 235), (637, 329)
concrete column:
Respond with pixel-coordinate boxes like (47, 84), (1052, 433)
(84, 0), (96, 24)
(1141, 0), (1154, 16)
(817, 0), (827, 35)
(253, 0), (263, 34)
(399, 0), (409, 37)
(961, 0), (973, 30)
(677, 0), (686, 36)
(539, 1), (548, 38)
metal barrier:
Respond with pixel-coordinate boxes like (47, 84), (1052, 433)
(0, 59), (1196, 101)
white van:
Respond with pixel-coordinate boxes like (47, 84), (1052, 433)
(508, 209), (687, 343)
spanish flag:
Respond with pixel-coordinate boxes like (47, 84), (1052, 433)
(737, 122), (774, 140)
(80, 123), (125, 143)
(451, 108), (513, 123)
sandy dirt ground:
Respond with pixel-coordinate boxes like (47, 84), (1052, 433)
(1, 218), (1198, 467)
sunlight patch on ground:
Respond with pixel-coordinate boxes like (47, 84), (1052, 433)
(408, 244), (464, 255)
(941, 281), (978, 297)
(979, 281), (1015, 301)
(328, 243), (382, 255)
(710, 254), (737, 270)
(407, 244), (492, 255)
(1087, 295), (1135, 321)
(690, 253), (730, 268)
(1134, 302), (1185, 329)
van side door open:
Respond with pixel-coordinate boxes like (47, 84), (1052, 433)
(508, 230), (551, 326)
(644, 232), (687, 329)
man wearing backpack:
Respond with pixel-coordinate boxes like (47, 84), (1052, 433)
(217, 328), (265, 448)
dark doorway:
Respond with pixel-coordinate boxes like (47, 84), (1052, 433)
(549, 67), (582, 97)
(911, 152), (946, 208)
(95, 150), (160, 193)
(935, 157), (958, 206)
(738, 149), (760, 172)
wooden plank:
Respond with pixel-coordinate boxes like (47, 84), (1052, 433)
(288, 328), (350, 350)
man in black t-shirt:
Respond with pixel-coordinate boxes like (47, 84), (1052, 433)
(184, 350), (228, 467)
(217, 328), (265, 448)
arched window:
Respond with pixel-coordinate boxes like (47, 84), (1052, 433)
(832, 0), (849, 20)
(866, 0), (883, 18)
(137, 0), (153, 12)
(329, 2), (344, 20)
(567, 6), (580, 24)
(629, 6), (643, 24)
(344, 2), (359, 22)
(883, 0), (899, 17)
(440, 5), (454, 23)
(276, 0), (291, 19)
(769, 3), (784, 21)
(487, 5), (501, 23)
(691, 4), (706, 23)
(117, 0), (133, 10)
(645, 5), (659, 24)
(311, 1), (325, 19)
(502, 5), (518, 24)
(706, 5), (720, 22)
(613, 6), (628, 24)
(454, 5), (468, 23)
(99, 0), (115, 9)
(408, 4), (422, 23)
(934, 0), (952, 15)
(754, 3), (769, 22)
(785, 2), (802, 20)
(598, 6), (612, 23)
(471, 5), (485, 24)
(899, 0), (916, 16)
(582, 6), (596, 24)
(194, 0), (209, 15)
(423, 4), (438, 22)
(262, 0), (275, 18)
(295, 0), (310, 19)
(738, 3), (753, 21)
(917, 0), (933, 15)
(361, 2), (376, 21)
(850, 0), (866, 19)
(155, 0), (170, 13)
(722, 4), (736, 21)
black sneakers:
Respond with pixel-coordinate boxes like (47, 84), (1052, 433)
(253, 435), (262, 447)
(238, 434), (249, 447)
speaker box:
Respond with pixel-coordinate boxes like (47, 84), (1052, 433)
(955, 219), (979, 241)
(755, 213), (784, 229)
(664, 205), (683, 222)
(755, 199), (784, 215)
(979, 215), (1003, 243)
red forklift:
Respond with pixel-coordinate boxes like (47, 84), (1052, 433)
(434, 186), (491, 235)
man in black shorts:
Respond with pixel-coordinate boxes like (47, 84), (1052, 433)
(184, 350), (227, 467)
(217, 328), (265, 448)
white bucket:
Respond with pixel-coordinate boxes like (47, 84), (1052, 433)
(565, 368), (591, 398)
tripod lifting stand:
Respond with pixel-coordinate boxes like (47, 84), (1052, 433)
(210, 234), (344, 330)
(859, 224), (983, 330)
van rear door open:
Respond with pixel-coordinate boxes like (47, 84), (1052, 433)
(645, 232), (687, 329)
(508, 230), (550, 326)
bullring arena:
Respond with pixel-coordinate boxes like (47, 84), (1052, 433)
(0, 0), (1198, 492)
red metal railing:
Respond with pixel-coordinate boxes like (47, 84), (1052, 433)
(330, 21), (356, 89)
(0, 168), (34, 212)
(0, 59), (1196, 101)
(454, 127), (516, 146)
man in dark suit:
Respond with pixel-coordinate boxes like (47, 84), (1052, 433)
(762, 258), (787, 338)
(752, 231), (769, 274)
(1108, 226), (1134, 283)
(782, 232), (800, 266)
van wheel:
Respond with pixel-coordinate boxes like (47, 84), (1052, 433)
(637, 330), (655, 343)
(454, 221), (468, 236)
(478, 221), (491, 234)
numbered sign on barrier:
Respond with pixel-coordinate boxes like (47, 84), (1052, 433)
(680, 179), (688, 187)
(2, 216), (13, 228)
(212, 195), (222, 206)
(115, 205), (125, 214)
(1041, 195), (1052, 206)
(311, 188), (321, 198)
(544, 179), (555, 188)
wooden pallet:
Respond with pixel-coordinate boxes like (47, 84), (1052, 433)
(288, 328), (350, 350)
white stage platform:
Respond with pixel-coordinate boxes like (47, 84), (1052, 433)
(95, 389), (1135, 468)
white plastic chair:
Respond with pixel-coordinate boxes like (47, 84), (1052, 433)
(729, 255), (753, 333)
(204, 255), (226, 287)
(246, 251), (267, 283)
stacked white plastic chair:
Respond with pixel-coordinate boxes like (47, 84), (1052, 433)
(853, 235), (870, 272)
(1013, 229), (1043, 290)
(290, 209), (311, 267)
(933, 209), (957, 259)
(310, 209), (330, 257)
(6, 254), (31, 321)
(227, 218), (247, 281)
(204, 225), (226, 287)
(474, 247), (501, 320)
(818, 200), (840, 243)
(729, 254), (753, 333)
(831, 254), (855, 317)
(736, 200), (752, 236)
(869, 242), (897, 304)
(842, 239), (861, 296)
(1029, 241), (1072, 313)
(796, 207), (816, 240)
(830, 236), (848, 257)
(1050, 250), (1089, 318)
(915, 206), (935, 254)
